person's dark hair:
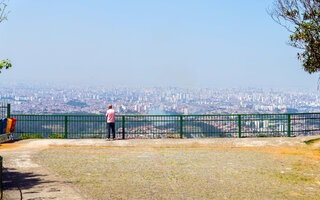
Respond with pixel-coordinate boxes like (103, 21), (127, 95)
(108, 104), (112, 109)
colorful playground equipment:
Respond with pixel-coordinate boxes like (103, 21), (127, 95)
(1, 118), (16, 135)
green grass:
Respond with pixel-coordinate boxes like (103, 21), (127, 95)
(19, 134), (43, 139)
(257, 134), (268, 137)
(48, 133), (64, 139)
(304, 137), (320, 145)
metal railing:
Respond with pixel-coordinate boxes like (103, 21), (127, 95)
(0, 99), (9, 119)
(9, 113), (320, 139)
(0, 103), (11, 143)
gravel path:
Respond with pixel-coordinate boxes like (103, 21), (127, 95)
(0, 136), (319, 200)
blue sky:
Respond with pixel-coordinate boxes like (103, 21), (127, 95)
(0, 0), (318, 89)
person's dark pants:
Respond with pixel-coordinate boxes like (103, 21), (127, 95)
(107, 122), (115, 139)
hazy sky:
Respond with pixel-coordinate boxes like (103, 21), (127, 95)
(0, 0), (319, 89)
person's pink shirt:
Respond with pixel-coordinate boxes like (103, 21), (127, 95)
(106, 109), (115, 123)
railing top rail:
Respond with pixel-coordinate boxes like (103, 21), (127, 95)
(10, 112), (320, 117)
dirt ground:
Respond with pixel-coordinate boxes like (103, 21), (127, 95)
(0, 136), (320, 200)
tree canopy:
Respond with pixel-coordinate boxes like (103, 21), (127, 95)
(0, 0), (11, 74)
(269, 0), (320, 74)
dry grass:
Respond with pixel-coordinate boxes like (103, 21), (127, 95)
(36, 146), (320, 200)
(305, 137), (320, 146)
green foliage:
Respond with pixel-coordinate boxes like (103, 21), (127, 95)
(0, 0), (9, 23)
(31, 134), (44, 139)
(269, 0), (320, 74)
(304, 137), (320, 145)
(19, 134), (30, 139)
(257, 134), (268, 137)
(257, 132), (282, 137)
(167, 134), (176, 138)
(48, 133), (64, 139)
(0, 1), (11, 74)
(19, 134), (44, 139)
(0, 59), (12, 73)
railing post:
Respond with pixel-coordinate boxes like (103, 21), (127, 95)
(64, 115), (68, 139)
(238, 115), (242, 138)
(122, 116), (125, 139)
(180, 116), (183, 139)
(0, 156), (2, 199)
(7, 104), (10, 118)
(287, 114), (291, 137)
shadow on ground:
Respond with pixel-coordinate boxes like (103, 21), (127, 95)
(3, 167), (56, 191)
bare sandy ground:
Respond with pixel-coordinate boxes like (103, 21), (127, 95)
(0, 136), (319, 200)
(4, 136), (319, 149)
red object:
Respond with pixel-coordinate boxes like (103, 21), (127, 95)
(10, 118), (16, 132)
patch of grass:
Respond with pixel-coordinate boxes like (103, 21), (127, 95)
(31, 134), (44, 139)
(48, 133), (64, 139)
(256, 133), (282, 137)
(276, 173), (313, 183)
(167, 134), (178, 138)
(304, 137), (320, 145)
(19, 134), (44, 139)
(257, 134), (268, 137)
(19, 134), (30, 139)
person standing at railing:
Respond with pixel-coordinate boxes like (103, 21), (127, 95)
(106, 104), (116, 140)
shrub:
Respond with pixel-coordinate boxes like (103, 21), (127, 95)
(19, 134), (31, 139)
(30, 134), (44, 139)
(304, 137), (320, 145)
(19, 134), (44, 139)
(257, 134), (268, 138)
(49, 133), (64, 139)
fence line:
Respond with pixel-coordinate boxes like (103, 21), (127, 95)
(0, 98), (9, 119)
(9, 113), (320, 139)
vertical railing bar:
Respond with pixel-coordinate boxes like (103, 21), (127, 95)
(0, 156), (2, 199)
(122, 116), (125, 139)
(238, 114), (242, 138)
(7, 104), (10, 118)
(288, 114), (291, 137)
(64, 115), (68, 139)
(180, 115), (183, 139)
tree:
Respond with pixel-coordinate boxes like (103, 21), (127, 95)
(0, 0), (11, 74)
(269, 0), (320, 74)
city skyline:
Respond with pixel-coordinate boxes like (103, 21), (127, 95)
(0, 0), (319, 89)
(1, 82), (320, 115)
